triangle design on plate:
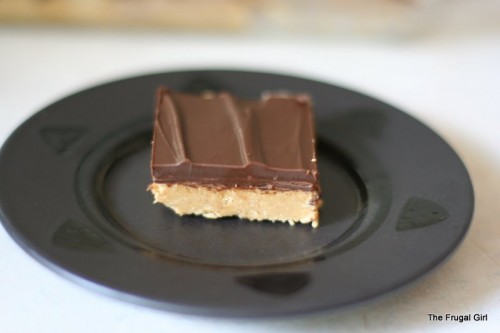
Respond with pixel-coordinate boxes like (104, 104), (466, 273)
(237, 272), (310, 296)
(397, 197), (449, 231)
(40, 127), (86, 154)
(52, 219), (114, 252)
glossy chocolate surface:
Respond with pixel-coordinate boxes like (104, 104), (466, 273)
(151, 88), (319, 191)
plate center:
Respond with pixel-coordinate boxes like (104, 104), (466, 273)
(97, 133), (367, 267)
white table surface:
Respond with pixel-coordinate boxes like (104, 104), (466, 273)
(0, 26), (499, 333)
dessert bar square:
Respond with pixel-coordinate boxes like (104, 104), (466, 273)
(149, 87), (320, 227)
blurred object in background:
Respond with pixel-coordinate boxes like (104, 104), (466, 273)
(0, 0), (499, 38)
(0, 0), (252, 31)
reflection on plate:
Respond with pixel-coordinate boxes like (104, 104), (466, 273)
(0, 70), (474, 317)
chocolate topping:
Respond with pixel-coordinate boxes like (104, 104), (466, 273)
(151, 88), (319, 191)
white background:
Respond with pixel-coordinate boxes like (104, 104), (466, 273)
(1, 23), (499, 333)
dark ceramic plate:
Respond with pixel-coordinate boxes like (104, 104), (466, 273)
(0, 70), (474, 317)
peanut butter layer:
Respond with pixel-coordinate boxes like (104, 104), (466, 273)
(150, 183), (319, 227)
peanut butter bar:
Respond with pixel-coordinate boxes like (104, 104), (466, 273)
(149, 88), (320, 227)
